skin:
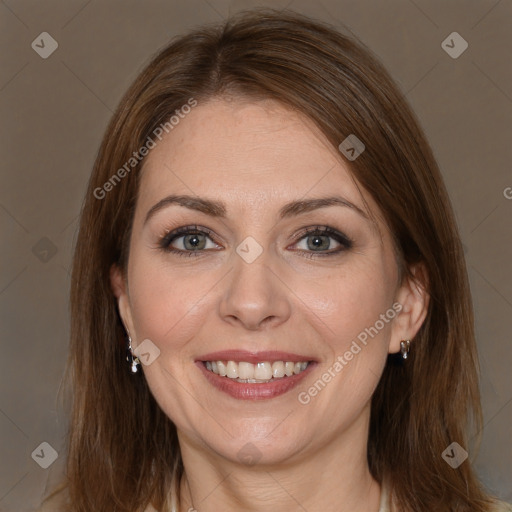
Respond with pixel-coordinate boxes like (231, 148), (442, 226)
(111, 97), (429, 512)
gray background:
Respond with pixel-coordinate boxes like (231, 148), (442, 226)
(0, 0), (511, 510)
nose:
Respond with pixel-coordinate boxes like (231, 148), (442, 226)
(218, 248), (292, 331)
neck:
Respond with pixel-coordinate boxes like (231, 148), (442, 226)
(177, 462), (380, 512)
(175, 415), (382, 512)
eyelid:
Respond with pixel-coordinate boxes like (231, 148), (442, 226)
(159, 224), (220, 249)
(292, 225), (353, 245)
(288, 226), (353, 257)
(158, 224), (353, 257)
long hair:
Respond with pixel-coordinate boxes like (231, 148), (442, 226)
(42, 8), (497, 511)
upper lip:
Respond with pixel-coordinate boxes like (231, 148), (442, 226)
(197, 350), (317, 364)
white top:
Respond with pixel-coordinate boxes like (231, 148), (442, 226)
(38, 481), (512, 511)
(377, 480), (512, 512)
(166, 482), (511, 512)
(378, 480), (390, 511)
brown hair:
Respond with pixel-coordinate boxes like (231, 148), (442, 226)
(42, 8), (499, 511)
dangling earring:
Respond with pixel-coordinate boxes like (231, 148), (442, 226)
(400, 339), (411, 360)
(126, 335), (141, 373)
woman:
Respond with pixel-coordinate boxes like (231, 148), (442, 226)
(39, 8), (511, 512)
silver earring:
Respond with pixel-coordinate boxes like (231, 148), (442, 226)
(126, 335), (141, 373)
(400, 340), (411, 360)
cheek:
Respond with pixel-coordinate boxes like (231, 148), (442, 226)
(127, 252), (215, 350)
(291, 264), (394, 427)
(300, 256), (395, 349)
(127, 234), (397, 359)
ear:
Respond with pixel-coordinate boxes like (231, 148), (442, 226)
(110, 264), (136, 338)
(388, 263), (430, 354)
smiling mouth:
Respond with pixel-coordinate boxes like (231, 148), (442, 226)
(203, 360), (311, 383)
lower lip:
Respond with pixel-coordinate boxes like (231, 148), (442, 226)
(195, 361), (316, 400)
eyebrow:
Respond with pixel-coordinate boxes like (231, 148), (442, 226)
(144, 194), (369, 225)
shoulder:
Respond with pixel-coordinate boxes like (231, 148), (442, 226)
(35, 486), (69, 512)
(35, 489), (162, 512)
(380, 479), (512, 512)
(491, 500), (512, 512)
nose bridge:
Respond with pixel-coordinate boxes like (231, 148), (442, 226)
(219, 237), (291, 329)
(234, 241), (273, 294)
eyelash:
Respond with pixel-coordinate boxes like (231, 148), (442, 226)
(158, 224), (353, 259)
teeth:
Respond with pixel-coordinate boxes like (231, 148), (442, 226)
(226, 361), (238, 379)
(217, 361), (227, 376)
(238, 362), (254, 379)
(272, 361), (285, 378)
(254, 362), (272, 380)
(204, 360), (310, 381)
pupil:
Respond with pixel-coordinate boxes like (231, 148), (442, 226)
(186, 234), (203, 249)
(309, 235), (328, 251)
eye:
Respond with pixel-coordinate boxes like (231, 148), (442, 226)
(291, 226), (353, 258)
(159, 225), (220, 257)
(158, 224), (353, 259)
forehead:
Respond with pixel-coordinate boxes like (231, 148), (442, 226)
(136, 97), (377, 223)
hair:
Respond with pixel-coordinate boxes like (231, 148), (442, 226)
(41, 7), (500, 512)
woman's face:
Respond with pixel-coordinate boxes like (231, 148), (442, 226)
(113, 97), (425, 466)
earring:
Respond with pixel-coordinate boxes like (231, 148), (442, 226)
(126, 335), (141, 373)
(400, 339), (411, 360)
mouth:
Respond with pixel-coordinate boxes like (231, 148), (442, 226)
(203, 360), (310, 382)
(195, 350), (317, 400)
